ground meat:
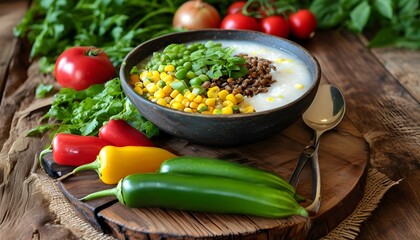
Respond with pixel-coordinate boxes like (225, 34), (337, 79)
(202, 53), (277, 97)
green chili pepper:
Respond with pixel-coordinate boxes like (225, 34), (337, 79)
(158, 156), (300, 198)
(81, 173), (308, 218)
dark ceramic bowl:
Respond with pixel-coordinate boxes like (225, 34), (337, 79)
(120, 30), (321, 146)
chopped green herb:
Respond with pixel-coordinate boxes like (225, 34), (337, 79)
(28, 78), (159, 138)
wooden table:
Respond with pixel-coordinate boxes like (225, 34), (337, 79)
(1, 1), (419, 239)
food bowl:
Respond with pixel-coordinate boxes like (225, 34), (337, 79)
(120, 30), (321, 146)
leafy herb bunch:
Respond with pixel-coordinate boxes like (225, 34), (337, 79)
(14, 0), (186, 73)
(310, 0), (420, 49)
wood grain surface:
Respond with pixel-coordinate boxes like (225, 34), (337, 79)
(51, 116), (368, 240)
(0, 1), (419, 239)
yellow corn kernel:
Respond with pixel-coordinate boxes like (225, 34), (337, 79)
(225, 93), (237, 105)
(164, 96), (172, 103)
(142, 87), (148, 93)
(197, 103), (208, 112)
(162, 74), (174, 83)
(151, 71), (160, 82)
(207, 106), (214, 113)
(218, 90), (229, 101)
(223, 100), (234, 107)
(182, 98), (190, 107)
(162, 85), (172, 94)
(140, 71), (152, 81)
(294, 83), (304, 90)
(149, 96), (156, 102)
(185, 92), (196, 101)
(207, 89), (218, 98)
(134, 86), (143, 95)
(154, 89), (166, 99)
(234, 94), (244, 103)
(209, 86), (220, 92)
(174, 93), (184, 103)
(205, 98), (216, 107)
(227, 78), (233, 83)
(134, 81), (143, 88)
(171, 102), (184, 111)
(184, 107), (193, 113)
(160, 72), (168, 79)
(200, 111), (212, 114)
(170, 89), (180, 98)
(212, 108), (223, 114)
(193, 95), (203, 104)
(240, 105), (255, 113)
(146, 83), (158, 93)
(156, 98), (167, 106)
(143, 79), (152, 87)
(164, 64), (175, 72)
(189, 101), (199, 109)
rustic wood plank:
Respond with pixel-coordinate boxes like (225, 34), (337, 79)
(358, 35), (420, 102)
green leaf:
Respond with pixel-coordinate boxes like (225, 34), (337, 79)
(348, 1), (371, 32)
(30, 78), (159, 140)
(26, 124), (54, 137)
(374, 0), (393, 19)
(35, 83), (54, 98)
(397, 0), (419, 17)
(310, 0), (348, 29)
(368, 28), (397, 48)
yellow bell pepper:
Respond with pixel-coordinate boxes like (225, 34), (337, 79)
(72, 146), (177, 184)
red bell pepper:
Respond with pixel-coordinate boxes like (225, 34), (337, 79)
(99, 119), (155, 147)
(40, 133), (110, 167)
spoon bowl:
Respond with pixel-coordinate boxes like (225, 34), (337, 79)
(289, 84), (346, 215)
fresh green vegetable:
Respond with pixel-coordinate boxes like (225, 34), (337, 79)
(13, 0), (234, 73)
(158, 156), (297, 196)
(27, 78), (159, 138)
(81, 173), (308, 218)
(309, 0), (420, 49)
(144, 41), (248, 80)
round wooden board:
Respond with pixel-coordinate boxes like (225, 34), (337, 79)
(51, 116), (369, 240)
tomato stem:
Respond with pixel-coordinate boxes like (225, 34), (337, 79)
(86, 48), (102, 56)
(242, 0), (296, 18)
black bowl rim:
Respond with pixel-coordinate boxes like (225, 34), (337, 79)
(120, 29), (321, 119)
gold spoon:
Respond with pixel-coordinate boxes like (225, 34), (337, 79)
(289, 84), (346, 215)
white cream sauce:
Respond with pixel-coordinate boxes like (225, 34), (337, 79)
(218, 40), (312, 112)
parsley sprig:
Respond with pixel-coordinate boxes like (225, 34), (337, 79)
(28, 79), (159, 138)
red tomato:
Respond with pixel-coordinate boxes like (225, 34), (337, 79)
(220, 13), (260, 31)
(54, 46), (116, 91)
(227, 1), (246, 15)
(288, 9), (317, 40)
(260, 16), (290, 38)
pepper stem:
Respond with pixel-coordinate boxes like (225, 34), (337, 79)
(80, 186), (118, 201)
(72, 157), (101, 175)
(79, 180), (123, 203)
(39, 146), (52, 167)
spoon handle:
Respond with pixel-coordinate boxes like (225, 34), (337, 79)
(288, 146), (314, 188)
(306, 151), (321, 215)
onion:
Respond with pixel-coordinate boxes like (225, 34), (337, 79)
(173, 0), (221, 30)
